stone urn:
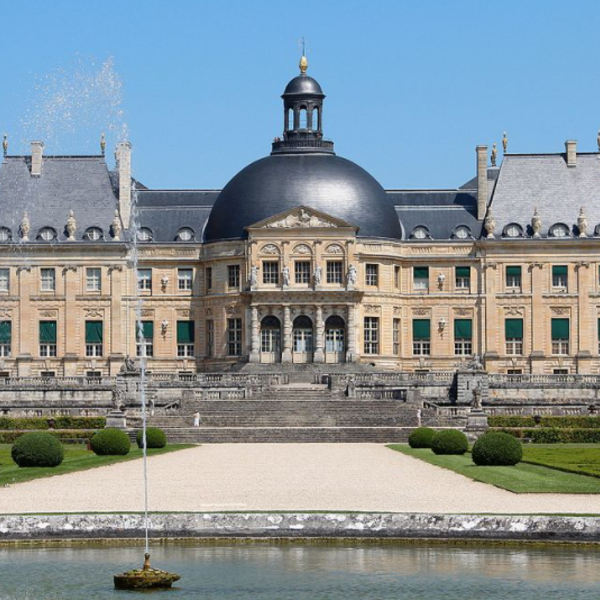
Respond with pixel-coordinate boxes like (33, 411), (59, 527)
(531, 207), (542, 238)
(20, 211), (30, 241)
(66, 210), (76, 241)
(578, 207), (588, 237)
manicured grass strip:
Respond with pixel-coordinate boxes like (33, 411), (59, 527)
(387, 444), (600, 494)
(521, 444), (600, 479)
(0, 443), (194, 486)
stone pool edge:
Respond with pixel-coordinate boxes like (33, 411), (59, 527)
(0, 513), (598, 542)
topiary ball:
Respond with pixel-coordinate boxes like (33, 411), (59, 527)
(431, 429), (469, 455)
(136, 427), (167, 449)
(472, 431), (523, 466)
(408, 427), (437, 449)
(11, 432), (64, 467)
(90, 428), (131, 456)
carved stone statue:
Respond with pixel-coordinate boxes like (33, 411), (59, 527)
(465, 354), (484, 372)
(531, 206), (542, 238)
(249, 266), (259, 288)
(484, 210), (496, 239)
(120, 355), (139, 374)
(578, 207), (588, 238)
(502, 131), (508, 153)
(437, 272), (446, 289)
(111, 210), (122, 241)
(347, 264), (357, 286)
(490, 142), (497, 167)
(112, 388), (125, 410)
(282, 265), (290, 287)
(314, 265), (322, 285)
(20, 211), (30, 241)
(66, 210), (76, 241)
(471, 385), (483, 411)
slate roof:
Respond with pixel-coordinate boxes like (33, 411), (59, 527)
(489, 153), (600, 237)
(0, 155), (121, 242)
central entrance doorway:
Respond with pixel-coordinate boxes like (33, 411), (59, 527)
(260, 315), (281, 363)
(292, 315), (313, 363)
(325, 315), (346, 363)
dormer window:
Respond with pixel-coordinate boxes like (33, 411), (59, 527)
(0, 228), (11, 242)
(85, 227), (103, 241)
(411, 226), (430, 240)
(503, 223), (523, 238)
(137, 228), (153, 242)
(38, 227), (57, 242)
(549, 223), (569, 238)
(452, 225), (471, 240)
(177, 227), (195, 242)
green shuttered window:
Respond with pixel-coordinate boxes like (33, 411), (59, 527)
(177, 321), (195, 343)
(413, 319), (430, 340)
(85, 321), (103, 343)
(455, 267), (470, 278)
(505, 319), (523, 338)
(39, 321), (56, 343)
(414, 267), (429, 279)
(137, 321), (154, 339)
(454, 319), (472, 339)
(551, 318), (569, 340)
(506, 266), (521, 277)
(0, 321), (11, 343)
(553, 265), (568, 276)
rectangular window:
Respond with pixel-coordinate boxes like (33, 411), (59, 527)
(0, 269), (9, 292)
(178, 268), (193, 291)
(455, 266), (470, 290)
(136, 321), (154, 357)
(85, 321), (103, 357)
(262, 261), (279, 284)
(551, 318), (569, 355)
(393, 318), (400, 356)
(228, 265), (240, 289)
(227, 318), (242, 356)
(552, 265), (568, 289)
(177, 320), (195, 357)
(506, 266), (522, 289)
(295, 261), (311, 284)
(454, 318), (473, 356)
(39, 320), (57, 357)
(137, 268), (152, 291)
(86, 268), (101, 292)
(326, 261), (343, 284)
(507, 369), (523, 375)
(365, 264), (379, 286)
(414, 266), (429, 291)
(553, 368), (569, 375)
(505, 318), (523, 355)
(41, 268), (56, 292)
(364, 317), (379, 355)
(0, 321), (11, 357)
(205, 267), (213, 292)
(205, 320), (214, 358)
(412, 318), (431, 355)
(394, 265), (401, 289)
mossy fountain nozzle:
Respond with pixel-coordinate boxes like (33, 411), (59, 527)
(114, 552), (181, 590)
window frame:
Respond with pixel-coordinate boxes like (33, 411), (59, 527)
(262, 261), (279, 285)
(40, 268), (56, 292)
(227, 264), (240, 290)
(227, 317), (242, 356)
(295, 261), (311, 285)
(365, 264), (379, 287)
(137, 268), (152, 291)
(178, 268), (193, 291)
(0, 268), (9, 293)
(326, 260), (343, 284)
(363, 316), (379, 355)
(86, 267), (102, 292)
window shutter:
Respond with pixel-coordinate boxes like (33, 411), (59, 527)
(85, 321), (103, 343)
(506, 266), (521, 277)
(413, 319), (431, 340)
(0, 321), (11, 343)
(137, 321), (154, 339)
(177, 321), (195, 343)
(456, 267), (470, 278)
(505, 318), (523, 338)
(39, 321), (57, 343)
(552, 265), (568, 276)
(454, 319), (472, 339)
(414, 267), (429, 279)
(551, 318), (569, 340)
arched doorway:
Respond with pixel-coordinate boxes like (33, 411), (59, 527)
(325, 315), (346, 363)
(260, 315), (281, 363)
(292, 315), (313, 363)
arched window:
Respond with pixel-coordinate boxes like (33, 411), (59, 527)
(549, 223), (570, 238)
(288, 108), (294, 131)
(299, 107), (308, 129)
(311, 107), (319, 131)
(177, 227), (195, 242)
(137, 227), (153, 242)
(38, 227), (57, 242)
(0, 227), (12, 242)
(84, 227), (103, 241)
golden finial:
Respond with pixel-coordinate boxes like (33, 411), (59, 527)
(100, 132), (106, 156)
(491, 142), (498, 167)
(299, 36), (308, 74)
(502, 131), (508, 153)
(2, 134), (7, 157)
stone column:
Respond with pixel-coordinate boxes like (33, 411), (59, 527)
(314, 306), (325, 363)
(282, 306), (292, 363)
(249, 306), (260, 363)
(346, 304), (358, 363)
(17, 266), (32, 376)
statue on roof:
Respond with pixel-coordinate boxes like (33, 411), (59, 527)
(491, 143), (497, 167)
(502, 131), (508, 153)
(66, 210), (76, 241)
(531, 207), (542, 238)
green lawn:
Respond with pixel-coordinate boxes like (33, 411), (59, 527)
(521, 444), (600, 478)
(388, 444), (600, 494)
(0, 443), (194, 486)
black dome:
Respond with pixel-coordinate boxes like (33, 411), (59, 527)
(283, 75), (324, 96)
(204, 153), (402, 242)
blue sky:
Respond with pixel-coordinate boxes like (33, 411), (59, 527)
(1, 0), (599, 190)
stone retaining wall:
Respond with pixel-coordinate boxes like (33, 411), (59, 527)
(1, 513), (599, 542)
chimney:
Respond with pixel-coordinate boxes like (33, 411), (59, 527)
(476, 145), (488, 220)
(31, 141), (44, 176)
(565, 140), (577, 167)
(115, 141), (132, 228)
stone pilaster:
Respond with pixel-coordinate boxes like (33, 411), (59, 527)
(314, 306), (325, 363)
(282, 306), (292, 363)
(249, 306), (260, 363)
(529, 263), (545, 372)
(576, 262), (592, 372)
(346, 304), (358, 363)
(63, 266), (78, 357)
(109, 265), (124, 370)
(17, 266), (32, 367)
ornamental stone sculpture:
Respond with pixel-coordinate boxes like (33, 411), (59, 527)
(502, 131), (508, 153)
(491, 142), (498, 167)
(20, 211), (30, 241)
(484, 209), (496, 239)
(578, 207), (588, 237)
(531, 207), (542, 238)
(66, 210), (76, 241)
(314, 265), (322, 285)
(347, 264), (357, 286)
(111, 210), (122, 241)
(282, 265), (290, 287)
(249, 266), (258, 288)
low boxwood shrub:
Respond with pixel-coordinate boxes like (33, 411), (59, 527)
(431, 429), (469, 455)
(472, 431), (523, 466)
(0, 430), (93, 444)
(11, 432), (65, 467)
(489, 416), (600, 429)
(136, 427), (167, 449)
(408, 427), (436, 449)
(90, 428), (130, 456)
(498, 428), (600, 443)
(0, 417), (106, 430)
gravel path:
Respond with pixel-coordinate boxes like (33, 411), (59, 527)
(1, 444), (598, 514)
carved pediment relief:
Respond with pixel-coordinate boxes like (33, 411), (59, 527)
(249, 206), (354, 231)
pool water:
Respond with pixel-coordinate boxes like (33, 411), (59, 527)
(1, 542), (599, 599)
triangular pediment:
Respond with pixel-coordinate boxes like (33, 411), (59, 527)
(248, 206), (355, 230)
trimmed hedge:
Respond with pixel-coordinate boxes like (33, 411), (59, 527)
(90, 428), (130, 456)
(499, 428), (600, 444)
(136, 427), (167, 449)
(11, 432), (65, 467)
(0, 430), (93, 444)
(431, 429), (469, 455)
(489, 416), (600, 429)
(408, 427), (437, 449)
(0, 417), (106, 430)
(472, 432), (523, 466)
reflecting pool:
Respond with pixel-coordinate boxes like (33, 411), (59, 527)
(1, 542), (599, 599)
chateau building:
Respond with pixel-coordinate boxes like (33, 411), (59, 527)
(1, 57), (600, 378)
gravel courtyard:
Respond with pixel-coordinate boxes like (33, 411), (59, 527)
(1, 444), (598, 514)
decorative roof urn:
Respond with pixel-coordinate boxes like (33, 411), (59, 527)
(20, 211), (30, 241)
(531, 207), (542, 238)
(66, 210), (76, 241)
(578, 207), (588, 238)
(484, 210), (496, 239)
